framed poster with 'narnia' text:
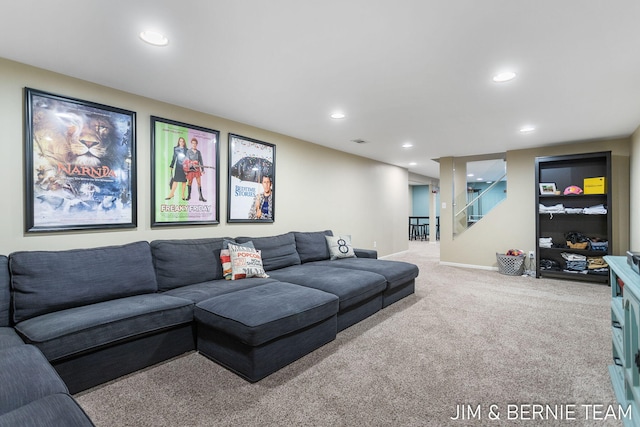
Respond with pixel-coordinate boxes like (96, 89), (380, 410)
(24, 88), (136, 232)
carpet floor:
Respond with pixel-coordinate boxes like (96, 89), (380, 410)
(75, 241), (620, 426)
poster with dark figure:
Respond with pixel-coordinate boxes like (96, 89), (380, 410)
(24, 88), (136, 232)
(227, 134), (275, 223)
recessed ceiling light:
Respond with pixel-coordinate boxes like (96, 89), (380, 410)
(492, 71), (516, 83)
(402, 143), (413, 148)
(330, 112), (345, 119)
(467, 173), (474, 177)
(139, 31), (169, 47)
(477, 178), (483, 181)
(519, 125), (536, 133)
(409, 162), (417, 166)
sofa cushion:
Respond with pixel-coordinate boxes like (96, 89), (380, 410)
(0, 327), (24, 349)
(293, 230), (332, 263)
(0, 345), (68, 416)
(236, 232), (301, 271)
(309, 258), (419, 291)
(150, 238), (231, 291)
(266, 264), (386, 311)
(0, 256), (9, 327)
(10, 242), (158, 324)
(162, 277), (278, 304)
(194, 282), (338, 346)
(14, 294), (193, 361)
(0, 393), (95, 427)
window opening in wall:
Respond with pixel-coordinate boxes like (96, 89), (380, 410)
(453, 157), (507, 237)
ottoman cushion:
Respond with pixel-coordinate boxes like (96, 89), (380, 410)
(195, 282), (338, 347)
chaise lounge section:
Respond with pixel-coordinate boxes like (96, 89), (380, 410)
(236, 232), (389, 331)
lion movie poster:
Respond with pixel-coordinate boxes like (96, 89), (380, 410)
(25, 88), (136, 232)
(227, 134), (275, 223)
(151, 117), (219, 226)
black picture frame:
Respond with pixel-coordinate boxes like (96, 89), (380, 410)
(227, 133), (275, 223)
(150, 116), (220, 226)
(24, 88), (136, 232)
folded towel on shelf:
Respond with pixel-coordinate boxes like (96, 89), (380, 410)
(582, 204), (607, 214)
(539, 237), (553, 248)
(561, 252), (586, 261)
(539, 203), (565, 213)
(587, 257), (608, 269)
(564, 207), (584, 214)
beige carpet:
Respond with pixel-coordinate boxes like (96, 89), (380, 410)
(75, 242), (619, 426)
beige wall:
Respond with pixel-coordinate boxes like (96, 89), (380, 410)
(0, 58), (409, 256)
(439, 138), (631, 268)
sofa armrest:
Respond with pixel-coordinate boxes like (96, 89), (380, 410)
(354, 248), (377, 259)
(0, 345), (68, 416)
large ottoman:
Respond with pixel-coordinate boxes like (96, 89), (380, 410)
(194, 282), (339, 382)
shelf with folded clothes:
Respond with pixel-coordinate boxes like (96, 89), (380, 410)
(538, 252), (609, 283)
(539, 247), (609, 257)
(538, 203), (608, 215)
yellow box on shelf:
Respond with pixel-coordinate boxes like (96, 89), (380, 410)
(583, 177), (606, 194)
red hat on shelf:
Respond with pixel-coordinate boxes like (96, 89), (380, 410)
(563, 185), (583, 195)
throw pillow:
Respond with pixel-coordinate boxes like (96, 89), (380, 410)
(220, 240), (255, 280)
(325, 235), (356, 260)
(228, 243), (269, 280)
(220, 249), (232, 280)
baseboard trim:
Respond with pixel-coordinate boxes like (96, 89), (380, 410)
(440, 261), (498, 271)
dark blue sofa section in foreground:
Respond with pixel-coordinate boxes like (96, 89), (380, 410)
(1, 230), (418, 425)
(0, 256), (94, 426)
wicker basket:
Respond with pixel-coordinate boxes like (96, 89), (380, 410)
(496, 253), (525, 276)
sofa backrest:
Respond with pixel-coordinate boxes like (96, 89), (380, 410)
(150, 237), (229, 291)
(293, 230), (333, 263)
(235, 232), (301, 271)
(0, 256), (9, 327)
(9, 241), (158, 324)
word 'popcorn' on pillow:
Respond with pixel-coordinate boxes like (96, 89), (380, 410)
(325, 235), (356, 260)
(228, 243), (269, 280)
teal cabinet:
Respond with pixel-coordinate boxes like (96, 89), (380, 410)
(606, 255), (640, 426)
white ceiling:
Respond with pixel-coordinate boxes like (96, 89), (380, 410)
(2, 1), (640, 179)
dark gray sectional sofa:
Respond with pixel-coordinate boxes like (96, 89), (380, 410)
(0, 230), (418, 425)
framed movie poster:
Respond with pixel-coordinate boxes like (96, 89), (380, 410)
(24, 88), (136, 232)
(227, 133), (275, 223)
(151, 116), (220, 226)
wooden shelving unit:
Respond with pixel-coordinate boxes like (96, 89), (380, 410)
(535, 152), (611, 284)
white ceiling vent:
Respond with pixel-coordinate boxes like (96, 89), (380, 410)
(351, 139), (368, 144)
